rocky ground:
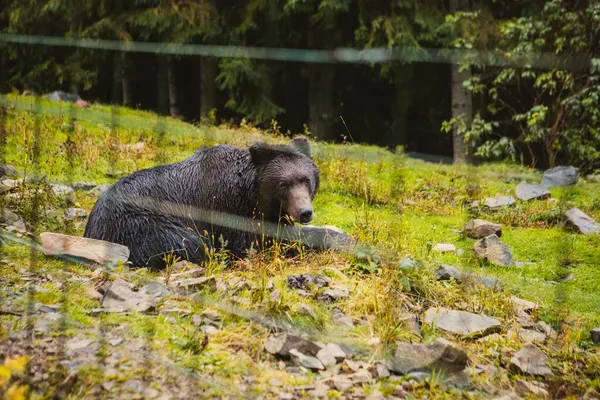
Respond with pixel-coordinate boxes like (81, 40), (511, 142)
(1, 95), (600, 399)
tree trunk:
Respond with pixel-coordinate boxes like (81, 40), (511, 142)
(121, 52), (133, 107)
(157, 55), (169, 115)
(167, 55), (179, 118)
(200, 57), (217, 119)
(450, 0), (473, 164)
(307, 19), (336, 142)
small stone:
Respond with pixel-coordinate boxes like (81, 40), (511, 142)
(65, 337), (94, 351)
(519, 329), (547, 344)
(331, 312), (354, 330)
(515, 182), (551, 201)
(472, 234), (513, 267)
(316, 343), (346, 368)
(0, 164), (18, 178)
(289, 349), (324, 371)
(320, 285), (350, 302)
(583, 388), (600, 399)
(341, 359), (361, 373)
(388, 338), (468, 375)
(535, 321), (557, 338)
(287, 274), (330, 291)
(541, 166), (579, 188)
(270, 289), (281, 302)
(477, 333), (503, 343)
(296, 303), (317, 319)
(264, 333), (321, 357)
(399, 313), (421, 337)
(88, 184), (112, 196)
(85, 287), (103, 301)
(331, 376), (353, 392)
(102, 279), (156, 313)
(509, 343), (553, 378)
(365, 391), (385, 400)
(484, 195), (516, 210)
(591, 328), (600, 345)
(51, 184), (75, 197)
(435, 265), (462, 281)
(424, 307), (501, 338)
(464, 219), (502, 239)
(514, 380), (549, 398)
(168, 276), (216, 295)
(72, 181), (98, 191)
(406, 371), (431, 382)
(565, 208), (600, 234)
(349, 369), (372, 384)
(167, 268), (205, 281)
(510, 297), (538, 314)
(432, 243), (456, 253)
(139, 281), (170, 301)
(200, 325), (218, 335)
(369, 363), (390, 379)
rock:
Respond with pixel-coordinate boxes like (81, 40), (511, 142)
(1, 179), (21, 194)
(65, 337), (94, 352)
(0, 164), (18, 178)
(167, 268), (205, 281)
(432, 243), (456, 253)
(484, 195), (516, 210)
(40, 232), (130, 266)
(289, 349), (324, 371)
(541, 166), (579, 188)
(399, 313), (421, 337)
(264, 333), (321, 357)
(349, 369), (372, 384)
(0, 208), (24, 227)
(509, 343), (553, 378)
(50, 184), (75, 197)
(297, 225), (356, 251)
(406, 371), (431, 382)
(515, 182), (551, 201)
(472, 234), (513, 267)
(341, 359), (361, 373)
(519, 329), (547, 344)
(535, 321), (557, 338)
(296, 303), (317, 319)
(287, 274), (330, 291)
(316, 343), (346, 368)
(365, 391), (385, 400)
(331, 376), (353, 392)
(388, 338), (468, 375)
(331, 312), (354, 330)
(424, 307), (501, 338)
(139, 281), (170, 301)
(436, 265), (462, 281)
(514, 380), (549, 398)
(34, 313), (63, 333)
(591, 328), (600, 345)
(72, 181), (97, 191)
(369, 363), (390, 379)
(319, 284), (350, 302)
(200, 325), (218, 335)
(101, 279), (155, 313)
(270, 289), (281, 302)
(565, 208), (600, 234)
(510, 297), (539, 314)
(63, 207), (88, 221)
(168, 276), (216, 295)
(88, 184), (112, 196)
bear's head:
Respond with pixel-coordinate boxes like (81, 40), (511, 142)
(250, 136), (320, 225)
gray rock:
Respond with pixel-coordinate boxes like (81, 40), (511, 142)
(320, 285), (350, 302)
(519, 329), (547, 344)
(34, 313), (63, 333)
(388, 338), (468, 375)
(509, 343), (553, 378)
(436, 265), (503, 290)
(436, 265), (462, 281)
(349, 369), (372, 384)
(296, 303), (317, 319)
(515, 380), (549, 398)
(316, 343), (346, 368)
(423, 307), (501, 338)
(0, 164), (18, 178)
(591, 328), (600, 345)
(541, 166), (579, 188)
(1, 179), (21, 194)
(432, 243), (456, 253)
(473, 234), (513, 267)
(200, 325), (218, 335)
(50, 184), (75, 197)
(369, 363), (390, 379)
(287, 274), (330, 291)
(289, 349), (324, 370)
(88, 184), (112, 196)
(510, 297), (539, 314)
(63, 207), (88, 221)
(1, 208), (24, 226)
(168, 276), (216, 295)
(464, 219), (502, 239)
(101, 279), (155, 313)
(72, 181), (98, 191)
(565, 208), (600, 234)
(297, 224), (356, 251)
(40, 232), (130, 266)
(139, 281), (171, 301)
(264, 333), (321, 357)
(515, 182), (551, 201)
(331, 312), (354, 330)
(399, 313), (421, 337)
(484, 196), (516, 210)
(535, 321), (557, 338)
(331, 376), (353, 392)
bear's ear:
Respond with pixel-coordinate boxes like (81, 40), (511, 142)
(250, 142), (280, 165)
(291, 135), (311, 157)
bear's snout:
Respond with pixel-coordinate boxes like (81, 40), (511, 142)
(286, 184), (313, 224)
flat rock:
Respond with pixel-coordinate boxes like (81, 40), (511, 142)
(139, 281), (171, 301)
(484, 196), (516, 210)
(40, 232), (130, 266)
(1, 179), (21, 194)
(541, 166), (579, 187)
(565, 208), (600, 234)
(399, 313), (421, 337)
(264, 333), (321, 357)
(72, 181), (98, 191)
(50, 184), (75, 197)
(591, 328), (600, 345)
(289, 349), (324, 371)
(519, 329), (547, 344)
(88, 184), (112, 196)
(287, 274), (330, 291)
(316, 343), (346, 368)
(464, 219), (503, 239)
(424, 307), (501, 338)
(101, 279), (155, 313)
(331, 312), (354, 330)
(510, 297), (538, 314)
(433, 243), (456, 253)
(64, 207), (88, 221)
(515, 380), (549, 398)
(515, 182), (550, 201)
(168, 276), (216, 295)
(331, 376), (353, 392)
(319, 284), (350, 302)
(436, 265), (462, 281)
(473, 234), (513, 266)
(0, 164), (18, 178)
(1, 208), (24, 226)
(369, 363), (391, 379)
(296, 225), (356, 251)
(388, 338), (468, 375)
(509, 343), (553, 378)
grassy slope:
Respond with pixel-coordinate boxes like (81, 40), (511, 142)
(1, 94), (600, 398)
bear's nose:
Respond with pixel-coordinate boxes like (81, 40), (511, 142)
(298, 207), (313, 224)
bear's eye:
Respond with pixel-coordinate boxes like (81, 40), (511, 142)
(279, 182), (288, 189)
(300, 177), (310, 186)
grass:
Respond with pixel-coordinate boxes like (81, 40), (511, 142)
(1, 93), (600, 398)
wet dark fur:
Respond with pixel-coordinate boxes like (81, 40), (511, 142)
(83, 138), (319, 269)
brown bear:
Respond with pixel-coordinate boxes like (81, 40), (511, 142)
(83, 136), (320, 269)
